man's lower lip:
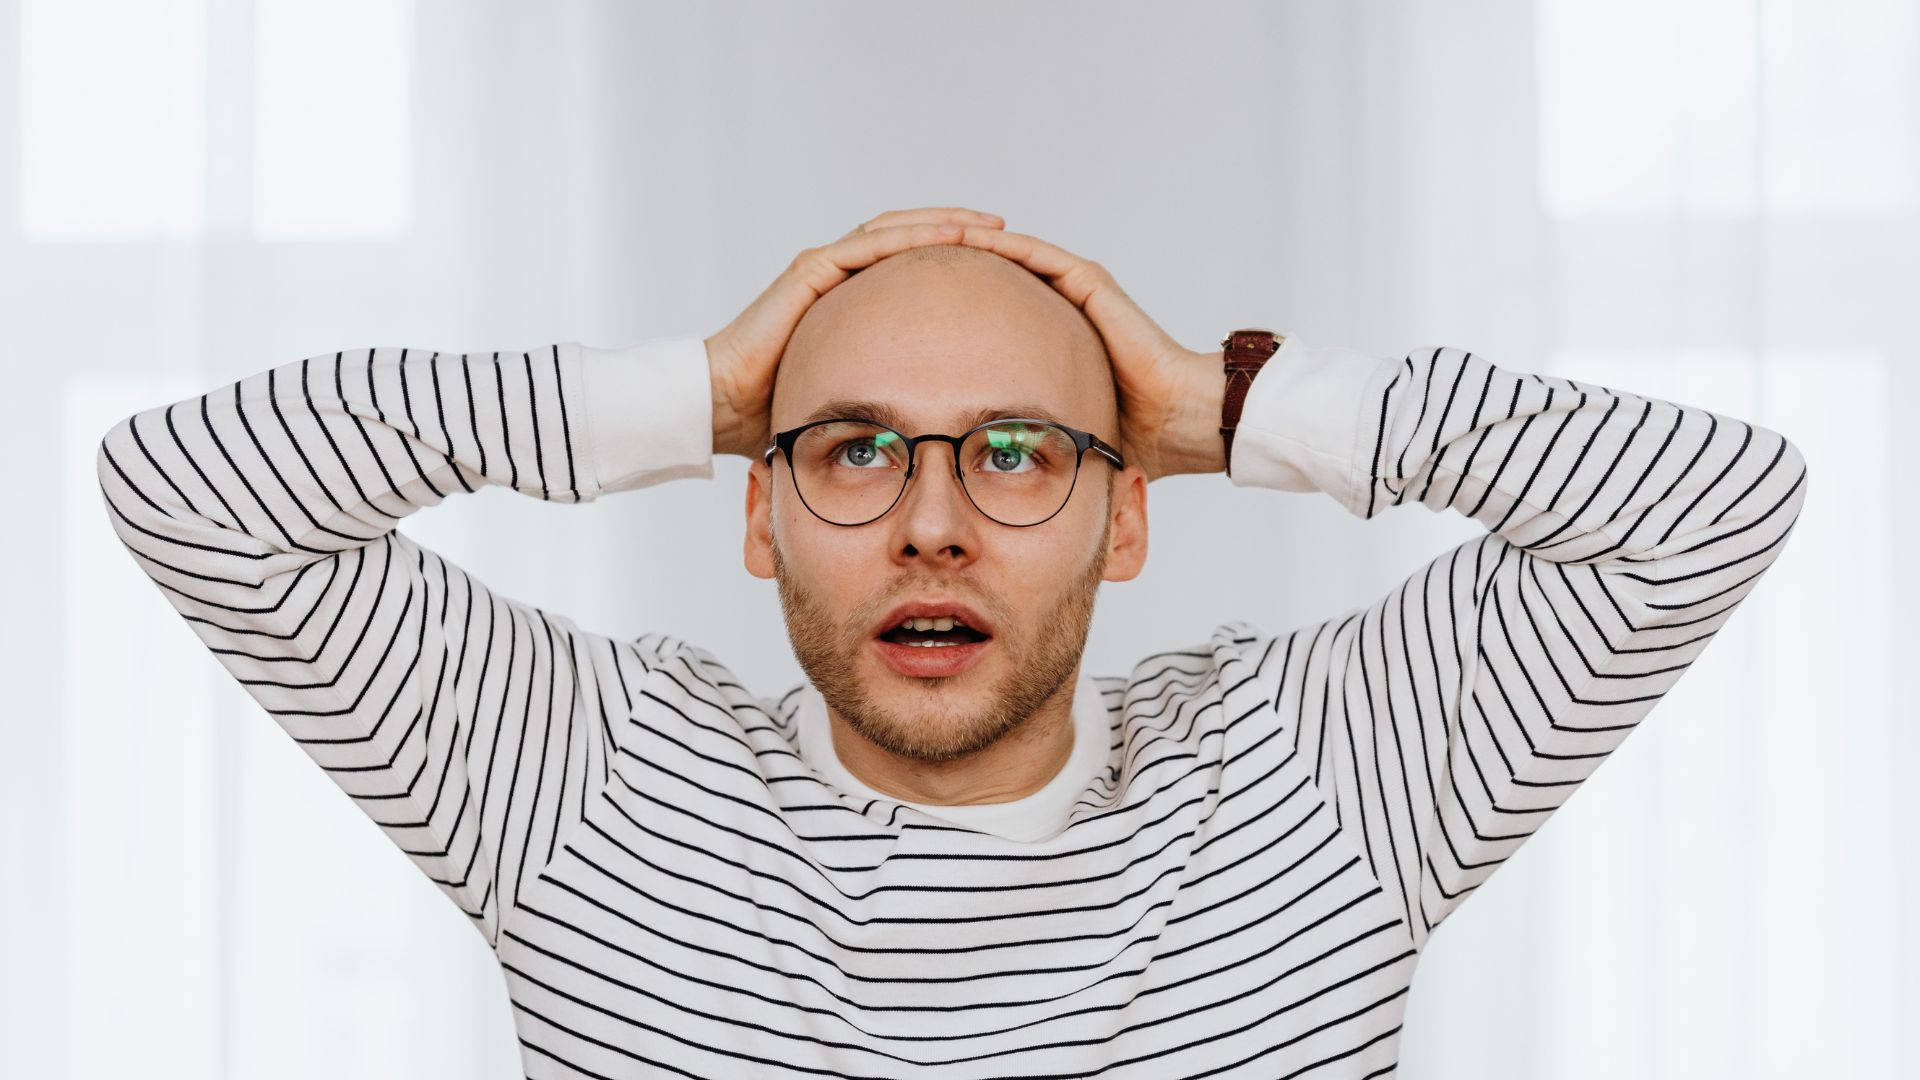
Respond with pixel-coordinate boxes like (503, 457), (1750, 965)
(872, 637), (992, 678)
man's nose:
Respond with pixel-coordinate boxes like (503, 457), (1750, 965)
(890, 442), (979, 558)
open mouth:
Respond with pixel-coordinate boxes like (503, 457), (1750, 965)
(876, 623), (992, 648)
(869, 606), (996, 678)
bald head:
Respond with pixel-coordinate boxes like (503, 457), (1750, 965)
(771, 246), (1120, 459)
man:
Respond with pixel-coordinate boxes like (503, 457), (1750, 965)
(96, 206), (1807, 1077)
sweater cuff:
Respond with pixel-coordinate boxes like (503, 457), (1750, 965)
(576, 335), (716, 494)
(1225, 334), (1402, 516)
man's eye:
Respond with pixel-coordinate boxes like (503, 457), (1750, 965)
(979, 444), (1040, 473)
(975, 428), (1055, 474)
(836, 440), (889, 467)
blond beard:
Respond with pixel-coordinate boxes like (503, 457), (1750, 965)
(771, 511), (1109, 765)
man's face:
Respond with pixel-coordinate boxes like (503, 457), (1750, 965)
(744, 246), (1148, 763)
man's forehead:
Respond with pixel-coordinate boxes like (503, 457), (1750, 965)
(778, 340), (1110, 432)
(795, 397), (1082, 433)
(774, 249), (1116, 439)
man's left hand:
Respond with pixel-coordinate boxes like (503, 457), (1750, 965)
(950, 227), (1228, 481)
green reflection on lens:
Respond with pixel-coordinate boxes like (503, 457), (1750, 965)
(872, 430), (900, 449)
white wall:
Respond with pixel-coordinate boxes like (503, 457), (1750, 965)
(4, 1), (1912, 1076)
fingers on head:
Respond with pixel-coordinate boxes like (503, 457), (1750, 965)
(869, 206), (1002, 228)
(822, 222), (967, 269)
(783, 226), (934, 293)
(846, 207), (1003, 241)
(955, 228), (1092, 285)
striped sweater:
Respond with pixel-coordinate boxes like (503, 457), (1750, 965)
(95, 331), (1808, 1077)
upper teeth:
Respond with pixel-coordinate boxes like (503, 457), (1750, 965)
(898, 616), (965, 632)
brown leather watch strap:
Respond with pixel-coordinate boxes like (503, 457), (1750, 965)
(1219, 328), (1282, 474)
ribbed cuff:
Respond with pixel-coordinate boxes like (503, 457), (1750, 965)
(575, 335), (716, 495)
(1225, 334), (1402, 516)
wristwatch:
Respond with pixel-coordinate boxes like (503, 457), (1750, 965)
(1219, 328), (1283, 474)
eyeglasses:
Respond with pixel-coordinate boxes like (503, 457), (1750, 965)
(763, 416), (1126, 527)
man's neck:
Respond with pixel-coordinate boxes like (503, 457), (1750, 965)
(827, 680), (1080, 806)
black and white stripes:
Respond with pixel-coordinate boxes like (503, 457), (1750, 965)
(97, 345), (609, 947)
(1232, 343), (1808, 956)
(96, 334), (1806, 1076)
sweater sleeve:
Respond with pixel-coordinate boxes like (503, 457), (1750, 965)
(93, 334), (715, 948)
(1225, 334), (1809, 952)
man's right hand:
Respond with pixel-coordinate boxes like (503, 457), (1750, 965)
(704, 206), (1005, 459)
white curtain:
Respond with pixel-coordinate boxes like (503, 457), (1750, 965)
(4, 1), (1911, 1076)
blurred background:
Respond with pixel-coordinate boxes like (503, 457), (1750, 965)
(3, 0), (1913, 1076)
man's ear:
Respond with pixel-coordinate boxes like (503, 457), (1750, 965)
(744, 459), (776, 580)
(1102, 464), (1149, 583)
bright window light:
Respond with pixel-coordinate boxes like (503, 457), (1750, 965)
(253, 0), (413, 239)
(20, 0), (209, 238)
(1537, 0), (1759, 216)
(1538, 0), (1915, 216)
(63, 375), (222, 1075)
(1761, 0), (1916, 212)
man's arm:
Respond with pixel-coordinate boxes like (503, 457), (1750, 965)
(93, 336), (715, 947)
(1220, 335), (1808, 951)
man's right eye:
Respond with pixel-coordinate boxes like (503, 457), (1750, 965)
(835, 440), (885, 467)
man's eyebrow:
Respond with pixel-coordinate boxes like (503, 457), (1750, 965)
(798, 399), (1078, 432)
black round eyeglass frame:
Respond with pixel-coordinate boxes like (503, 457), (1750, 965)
(762, 416), (1127, 528)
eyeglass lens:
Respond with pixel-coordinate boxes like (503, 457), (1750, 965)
(787, 420), (1081, 526)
